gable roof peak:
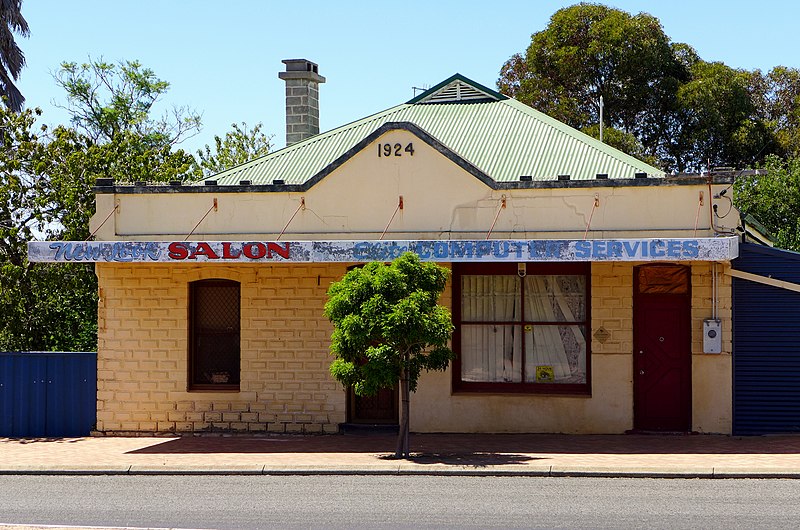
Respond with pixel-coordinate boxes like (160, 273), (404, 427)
(407, 73), (508, 105)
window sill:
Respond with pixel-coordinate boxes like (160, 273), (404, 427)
(452, 383), (591, 397)
(452, 391), (592, 398)
(187, 385), (240, 393)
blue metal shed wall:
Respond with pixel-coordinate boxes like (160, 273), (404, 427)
(733, 243), (800, 435)
(0, 352), (96, 437)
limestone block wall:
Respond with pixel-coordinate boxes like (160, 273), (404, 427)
(690, 262), (733, 433)
(95, 262), (347, 434)
(95, 259), (733, 435)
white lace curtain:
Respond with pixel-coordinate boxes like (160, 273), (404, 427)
(461, 276), (521, 382)
(461, 275), (586, 384)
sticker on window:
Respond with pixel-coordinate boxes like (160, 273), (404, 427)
(535, 365), (555, 383)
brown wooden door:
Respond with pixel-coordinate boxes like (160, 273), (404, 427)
(633, 295), (692, 431)
(348, 387), (398, 424)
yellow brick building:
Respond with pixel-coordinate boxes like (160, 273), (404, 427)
(30, 63), (745, 435)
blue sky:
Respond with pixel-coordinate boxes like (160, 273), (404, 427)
(16, 1), (800, 154)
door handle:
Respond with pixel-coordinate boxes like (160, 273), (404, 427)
(639, 370), (645, 375)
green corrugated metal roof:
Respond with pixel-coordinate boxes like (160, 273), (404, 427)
(204, 75), (664, 187)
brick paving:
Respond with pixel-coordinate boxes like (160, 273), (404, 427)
(2, 433), (800, 477)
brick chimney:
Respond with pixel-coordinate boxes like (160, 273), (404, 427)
(278, 59), (326, 146)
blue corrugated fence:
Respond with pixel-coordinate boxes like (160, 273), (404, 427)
(0, 351), (96, 437)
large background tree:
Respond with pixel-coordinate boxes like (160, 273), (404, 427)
(324, 253), (454, 458)
(498, 3), (788, 173)
(499, 2), (800, 251)
(0, 0), (28, 112)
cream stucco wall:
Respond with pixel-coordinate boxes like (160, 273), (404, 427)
(91, 130), (739, 242)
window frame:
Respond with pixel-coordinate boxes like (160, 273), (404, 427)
(452, 262), (592, 395)
(188, 278), (241, 392)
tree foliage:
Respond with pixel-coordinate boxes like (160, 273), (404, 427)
(196, 121), (272, 177)
(1, 55), (285, 351)
(499, 3), (792, 172)
(735, 156), (800, 251)
(54, 59), (201, 146)
(0, 58), (207, 352)
(324, 253), (454, 458)
(749, 66), (800, 158)
(0, 0), (28, 112)
(502, 4), (685, 156)
(0, 106), (97, 350)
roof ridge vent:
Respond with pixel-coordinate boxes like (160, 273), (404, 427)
(425, 80), (490, 103)
(408, 74), (508, 105)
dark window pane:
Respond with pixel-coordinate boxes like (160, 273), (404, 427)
(190, 280), (240, 388)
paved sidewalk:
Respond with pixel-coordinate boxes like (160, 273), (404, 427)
(2, 432), (800, 478)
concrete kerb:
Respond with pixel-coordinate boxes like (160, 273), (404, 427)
(3, 465), (800, 478)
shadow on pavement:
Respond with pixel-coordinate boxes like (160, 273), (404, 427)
(119, 433), (800, 456)
(381, 452), (543, 466)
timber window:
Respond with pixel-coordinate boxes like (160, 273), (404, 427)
(188, 279), (241, 391)
(453, 263), (590, 394)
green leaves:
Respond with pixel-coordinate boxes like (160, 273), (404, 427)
(324, 252), (454, 396)
(54, 59), (201, 146)
(498, 4), (797, 173)
(2, 57), (222, 352)
(195, 122), (272, 177)
(735, 155), (800, 251)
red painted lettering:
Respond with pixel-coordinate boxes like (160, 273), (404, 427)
(188, 242), (220, 260)
(242, 242), (267, 259)
(222, 242), (241, 259)
(266, 242), (290, 259)
(168, 242), (189, 260)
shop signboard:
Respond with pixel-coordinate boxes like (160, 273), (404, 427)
(28, 237), (739, 264)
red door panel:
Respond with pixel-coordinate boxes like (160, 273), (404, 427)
(349, 387), (398, 424)
(634, 296), (691, 431)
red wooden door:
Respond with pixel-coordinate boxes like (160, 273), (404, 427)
(633, 295), (692, 431)
(348, 387), (398, 424)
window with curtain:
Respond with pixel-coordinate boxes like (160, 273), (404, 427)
(453, 263), (590, 394)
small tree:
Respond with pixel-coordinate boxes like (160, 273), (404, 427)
(324, 252), (454, 458)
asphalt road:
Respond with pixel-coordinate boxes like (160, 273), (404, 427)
(1, 475), (799, 529)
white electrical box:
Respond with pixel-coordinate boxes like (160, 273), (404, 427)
(703, 319), (722, 354)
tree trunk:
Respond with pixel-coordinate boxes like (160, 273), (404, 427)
(395, 355), (410, 458)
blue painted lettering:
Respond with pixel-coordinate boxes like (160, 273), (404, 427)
(649, 240), (665, 257)
(667, 240), (682, 258)
(413, 242), (432, 259)
(493, 241), (509, 258)
(49, 242), (66, 260)
(592, 240), (606, 258)
(623, 241), (640, 258)
(574, 241), (591, 258)
(475, 241), (492, 257)
(683, 240), (699, 258)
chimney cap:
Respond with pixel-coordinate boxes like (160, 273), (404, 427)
(279, 59), (326, 83)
